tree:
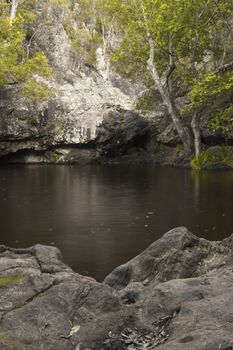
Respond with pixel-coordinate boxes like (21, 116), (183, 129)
(187, 0), (233, 156)
(64, 0), (115, 73)
(8, 0), (24, 22)
(0, 0), (52, 99)
(103, 0), (233, 157)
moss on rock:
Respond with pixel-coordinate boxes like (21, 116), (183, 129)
(0, 275), (27, 288)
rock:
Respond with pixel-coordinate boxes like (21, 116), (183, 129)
(1, 228), (233, 349)
(0, 244), (126, 350)
(0, 3), (233, 166)
(203, 145), (233, 169)
(0, 3), (138, 162)
(104, 227), (212, 289)
(156, 123), (181, 146)
(96, 109), (150, 157)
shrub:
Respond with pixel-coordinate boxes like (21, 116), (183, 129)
(191, 150), (213, 170)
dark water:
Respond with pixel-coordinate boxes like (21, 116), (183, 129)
(0, 164), (233, 281)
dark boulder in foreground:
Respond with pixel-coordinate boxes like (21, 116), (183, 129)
(1, 227), (233, 349)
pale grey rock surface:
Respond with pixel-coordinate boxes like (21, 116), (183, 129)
(1, 228), (233, 349)
(0, 2), (232, 165)
(0, 3), (137, 161)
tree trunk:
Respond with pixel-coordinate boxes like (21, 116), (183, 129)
(163, 92), (192, 157)
(191, 112), (201, 157)
(10, 0), (19, 22)
(147, 36), (192, 157)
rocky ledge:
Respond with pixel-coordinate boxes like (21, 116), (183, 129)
(1, 227), (233, 350)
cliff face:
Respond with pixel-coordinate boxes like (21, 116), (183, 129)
(0, 4), (142, 163)
(0, 3), (232, 166)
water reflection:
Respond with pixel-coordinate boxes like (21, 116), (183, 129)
(0, 165), (233, 281)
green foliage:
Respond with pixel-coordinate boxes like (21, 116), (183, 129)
(103, 0), (233, 135)
(103, 0), (225, 78)
(191, 150), (213, 170)
(175, 144), (185, 155)
(51, 153), (61, 162)
(111, 31), (151, 82)
(0, 0), (53, 101)
(188, 72), (233, 111)
(21, 79), (54, 102)
(1, 0), (233, 129)
(135, 94), (157, 114)
(0, 16), (25, 85)
(210, 106), (233, 134)
(65, 24), (102, 65)
(188, 71), (233, 133)
(215, 145), (233, 167)
(64, 0), (116, 67)
(48, 0), (71, 8)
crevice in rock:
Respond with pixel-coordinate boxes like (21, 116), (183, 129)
(95, 311), (178, 350)
(0, 280), (57, 327)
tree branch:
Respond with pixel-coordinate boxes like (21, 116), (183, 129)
(215, 61), (233, 74)
(213, 0), (233, 39)
(147, 34), (158, 80)
(161, 35), (176, 86)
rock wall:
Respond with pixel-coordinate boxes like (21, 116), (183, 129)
(0, 3), (233, 166)
(0, 3), (141, 163)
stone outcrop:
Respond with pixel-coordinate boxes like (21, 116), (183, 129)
(1, 227), (233, 349)
(96, 109), (150, 157)
(0, 3), (233, 166)
(0, 3), (140, 163)
(0, 70), (134, 161)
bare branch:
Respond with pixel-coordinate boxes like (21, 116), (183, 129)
(197, 0), (210, 20)
(146, 33), (162, 88)
(162, 62), (176, 84)
(161, 35), (176, 86)
(213, 0), (233, 39)
(9, 0), (19, 22)
(215, 61), (233, 74)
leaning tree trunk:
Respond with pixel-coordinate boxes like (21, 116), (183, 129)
(147, 35), (192, 157)
(191, 112), (201, 157)
(161, 90), (192, 157)
(10, 0), (19, 22)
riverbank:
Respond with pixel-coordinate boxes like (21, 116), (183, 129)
(1, 227), (233, 349)
(1, 105), (233, 169)
(1, 140), (233, 170)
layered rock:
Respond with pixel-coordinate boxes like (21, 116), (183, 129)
(1, 227), (233, 349)
(1, 3), (233, 166)
(0, 3), (141, 163)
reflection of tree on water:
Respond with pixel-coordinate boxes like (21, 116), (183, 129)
(191, 170), (233, 240)
(191, 170), (201, 211)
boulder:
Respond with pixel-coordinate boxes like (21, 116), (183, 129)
(1, 228), (233, 349)
(96, 109), (150, 157)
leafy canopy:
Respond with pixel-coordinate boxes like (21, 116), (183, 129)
(0, 0), (62, 100)
(103, 0), (233, 127)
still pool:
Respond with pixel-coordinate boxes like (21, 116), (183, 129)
(0, 164), (232, 281)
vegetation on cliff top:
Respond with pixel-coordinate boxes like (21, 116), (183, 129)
(0, 0), (54, 100)
(0, 0), (233, 162)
